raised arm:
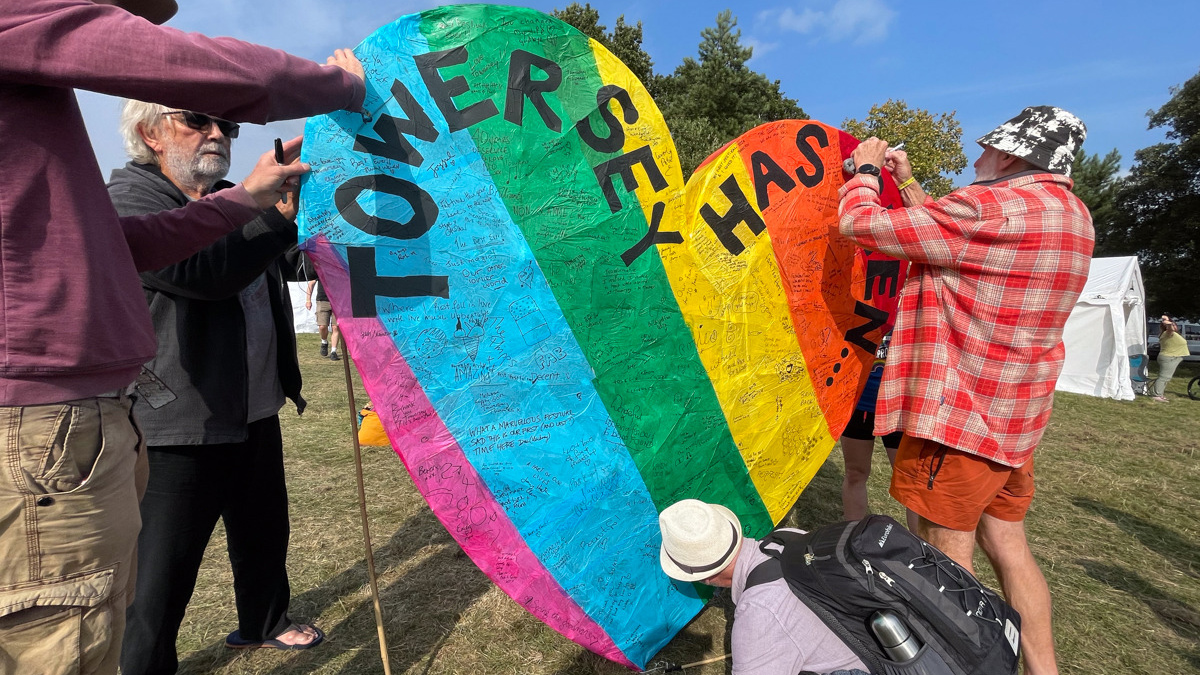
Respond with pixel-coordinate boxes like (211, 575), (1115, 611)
(117, 139), (310, 271)
(1161, 317), (1180, 338)
(0, 0), (364, 122)
(884, 147), (930, 207)
(838, 139), (982, 266)
(111, 178), (298, 299)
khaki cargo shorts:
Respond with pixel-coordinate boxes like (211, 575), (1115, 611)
(0, 395), (147, 675)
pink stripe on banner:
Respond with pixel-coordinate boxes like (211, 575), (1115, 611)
(306, 237), (634, 669)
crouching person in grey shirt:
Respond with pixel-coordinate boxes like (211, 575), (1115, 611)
(659, 500), (868, 675)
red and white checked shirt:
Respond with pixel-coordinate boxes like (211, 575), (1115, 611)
(838, 171), (1094, 467)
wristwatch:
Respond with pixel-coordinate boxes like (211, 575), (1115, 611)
(856, 163), (883, 191)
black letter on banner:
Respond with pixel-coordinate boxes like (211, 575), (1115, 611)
(750, 151), (797, 211)
(335, 175), (438, 240)
(354, 80), (438, 167)
(865, 258), (902, 301)
(414, 46), (499, 133)
(593, 146), (669, 213)
(347, 246), (449, 318)
(700, 174), (765, 256)
(621, 202), (682, 266)
(794, 124), (829, 188)
(845, 300), (888, 354)
(504, 50), (563, 132)
(576, 85), (638, 153)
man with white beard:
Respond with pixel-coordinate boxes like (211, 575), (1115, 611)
(106, 101), (317, 675)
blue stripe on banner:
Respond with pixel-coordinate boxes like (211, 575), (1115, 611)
(298, 16), (702, 664)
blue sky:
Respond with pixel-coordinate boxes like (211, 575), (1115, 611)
(80, 0), (1200, 185)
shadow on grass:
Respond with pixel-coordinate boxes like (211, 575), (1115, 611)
(1073, 497), (1200, 579)
(720, 597), (733, 674)
(786, 457), (845, 529)
(1078, 559), (1200, 670)
(178, 507), (470, 674)
(550, 590), (734, 675)
(294, 543), (491, 675)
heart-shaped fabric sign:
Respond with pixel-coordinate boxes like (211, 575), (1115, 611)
(299, 5), (898, 668)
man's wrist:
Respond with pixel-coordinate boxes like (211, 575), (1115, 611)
(854, 165), (884, 193)
(896, 177), (916, 191)
(847, 173), (882, 194)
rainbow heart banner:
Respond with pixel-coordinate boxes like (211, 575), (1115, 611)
(299, 5), (897, 668)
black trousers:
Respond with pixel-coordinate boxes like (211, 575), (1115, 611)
(120, 416), (293, 675)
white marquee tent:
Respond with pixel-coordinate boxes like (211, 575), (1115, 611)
(1055, 256), (1147, 400)
(289, 281), (319, 334)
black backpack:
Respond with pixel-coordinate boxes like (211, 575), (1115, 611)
(745, 515), (1021, 675)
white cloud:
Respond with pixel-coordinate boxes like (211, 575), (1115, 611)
(760, 0), (896, 45)
(775, 8), (823, 34)
(745, 37), (781, 62)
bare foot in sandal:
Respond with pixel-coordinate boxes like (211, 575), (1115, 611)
(226, 623), (324, 650)
(273, 624), (321, 647)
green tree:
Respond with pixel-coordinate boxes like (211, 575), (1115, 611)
(1069, 148), (1123, 253)
(843, 100), (966, 198)
(552, 3), (655, 91)
(657, 10), (806, 175)
(1110, 71), (1200, 316)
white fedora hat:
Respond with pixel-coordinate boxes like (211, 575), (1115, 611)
(659, 500), (743, 583)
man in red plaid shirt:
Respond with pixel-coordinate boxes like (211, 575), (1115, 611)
(838, 106), (1092, 675)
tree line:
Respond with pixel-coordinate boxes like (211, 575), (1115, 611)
(555, 4), (1195, 316)
(552, 4), (964, 195)
(1073, 71), (1199, 317)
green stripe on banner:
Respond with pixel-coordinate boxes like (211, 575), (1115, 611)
(418, 6), (771, 529)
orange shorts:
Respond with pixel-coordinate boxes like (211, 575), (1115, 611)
(889, 435), (1035, 531)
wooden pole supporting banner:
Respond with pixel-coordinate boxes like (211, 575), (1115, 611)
(342, 350), (394, 675)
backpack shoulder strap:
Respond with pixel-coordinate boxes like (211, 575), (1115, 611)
(744, 557), (783, 591)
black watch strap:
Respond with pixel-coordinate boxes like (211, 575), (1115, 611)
(855, 164), (884, 192)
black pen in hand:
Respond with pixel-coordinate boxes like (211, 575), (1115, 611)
(274, 137), (287, 204)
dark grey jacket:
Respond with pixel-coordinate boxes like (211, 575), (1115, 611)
(107, 162), (305, 445)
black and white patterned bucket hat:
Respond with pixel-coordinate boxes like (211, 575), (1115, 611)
(976, 106), (1087, 177)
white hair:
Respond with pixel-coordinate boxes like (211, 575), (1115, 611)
(120, 99), (170, 165)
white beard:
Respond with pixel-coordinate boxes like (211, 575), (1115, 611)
(163, 142), (230, 195)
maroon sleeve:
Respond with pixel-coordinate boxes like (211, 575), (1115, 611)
(119, 185), (264, 272)
(0, 0), (364, 122)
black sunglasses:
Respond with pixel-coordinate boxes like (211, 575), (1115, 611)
(161, 110), (240, 138)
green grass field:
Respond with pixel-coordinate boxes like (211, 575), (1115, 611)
(171, 335), (1200, 674)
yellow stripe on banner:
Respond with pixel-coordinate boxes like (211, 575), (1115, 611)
(659, 145), (832, 523)
(588, 40), (684, 229)
(584, 41), (775, 530)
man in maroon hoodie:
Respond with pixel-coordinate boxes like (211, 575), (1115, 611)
(0, 1), (366, 672)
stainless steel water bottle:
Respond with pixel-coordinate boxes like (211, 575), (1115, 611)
(869, 610), (922, 661)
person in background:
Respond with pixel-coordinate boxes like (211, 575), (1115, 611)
(107, 99), (319, 674)
(838, 106), (1093, 675)
(838, 333), (903, 521)
(658, 500), (868, 675)
(0, 1), (364, 672)
(306, 272), (343, 361)
(1152, 315), (1189, 402)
